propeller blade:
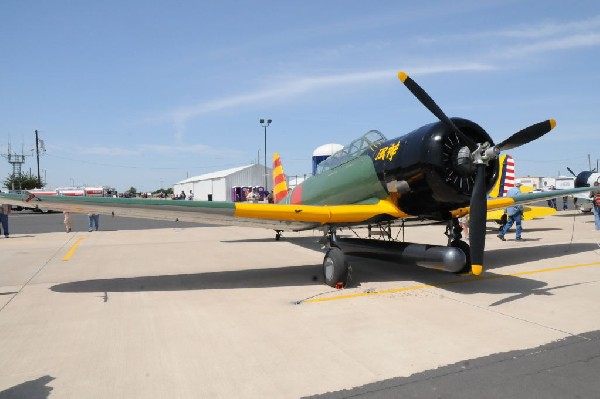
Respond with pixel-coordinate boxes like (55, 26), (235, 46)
(468, 163), (487, 275)
(566, 167), (577, 177)
(397, 72), (473, 145)
(496, 119), (556, 152)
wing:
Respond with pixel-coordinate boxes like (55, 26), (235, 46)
(0, 193), (409, 231)
(452, 186), (596, 218)
(487, 206), (557, 221)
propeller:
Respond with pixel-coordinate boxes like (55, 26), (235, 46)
(397, 72), (475, 147)
(567, 167), (577, 178)
(495, 120), (556, 152)
(397, 71), (557, 276)
(468, 163), (487, 275)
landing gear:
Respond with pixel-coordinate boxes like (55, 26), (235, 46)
(323, 247), (350, 288)
(275, 230), (282, 241)
(320, 228), (350, 288)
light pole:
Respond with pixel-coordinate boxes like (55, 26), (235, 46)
(259, 119), (272, 190)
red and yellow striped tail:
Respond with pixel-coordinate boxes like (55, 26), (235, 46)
(272, 153), (289, 203)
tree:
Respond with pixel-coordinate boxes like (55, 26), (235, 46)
(152, 187), (173, 195)
(3, 172), (44, 191)
(128, 186), (137, 195)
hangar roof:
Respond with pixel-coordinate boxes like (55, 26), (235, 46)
(176, 164), (255, 184)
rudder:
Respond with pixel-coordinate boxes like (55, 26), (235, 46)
(489, 154), (514, 198)
(272, 153), (289, 203)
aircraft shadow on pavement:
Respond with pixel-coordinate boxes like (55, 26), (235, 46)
(51, 264), (326, 293)
(407, 242), (600, 304)
(484, 242), (598, 270)
(222, 235), (323, 251)
(341, 241), (600, 301)
(552, 212), (593, 218)
(49, 243), (598, 301)
(0, 375), (54, 399)
(486, 226), (561, 233)
(48, 262), (546, 301)
(346, 257), (552, 300)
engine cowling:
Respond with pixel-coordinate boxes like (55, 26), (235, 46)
(372, 118), (499, 220)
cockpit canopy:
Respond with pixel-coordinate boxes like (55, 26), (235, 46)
(316, 130), (387, 174)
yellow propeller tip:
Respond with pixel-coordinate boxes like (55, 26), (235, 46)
(471, 264), (483, 275)
(398, 72), (408, 82)
(549, 119), (557, 130)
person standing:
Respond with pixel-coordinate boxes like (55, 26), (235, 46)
(87, 213), (100, 232)
(498, 181), (524, 241)
(188, 190), (194, 200)
(63, 211), (72, 233)
(0, 204), (10, 238)
(459, 215), (469, 239)
(246, 188), (258, 202)
(562, 196), (568, 211)
(593, 192), (600, 231)
(548, 186), (557, 209)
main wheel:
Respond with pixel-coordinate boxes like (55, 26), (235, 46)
(451, 240), (472, 274)
(323, 247), (349, 287)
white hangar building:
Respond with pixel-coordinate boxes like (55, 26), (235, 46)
(173, 164), (272, 202)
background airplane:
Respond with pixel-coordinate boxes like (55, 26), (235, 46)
(567, 167), (600, 213)
(1, 72), (596, 288)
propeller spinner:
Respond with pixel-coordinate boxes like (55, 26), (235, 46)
(397, 71), (557, 275)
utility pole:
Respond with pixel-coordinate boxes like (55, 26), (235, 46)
(35, 130), (41, 186)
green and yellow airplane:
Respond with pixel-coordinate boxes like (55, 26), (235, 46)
(1, 72), (595, 287)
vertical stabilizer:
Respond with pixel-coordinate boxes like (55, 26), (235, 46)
(489, 154), (514, 198)
(272, 153), (289, 203)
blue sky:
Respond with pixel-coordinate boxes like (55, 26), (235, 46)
(1, 0), (599, 192)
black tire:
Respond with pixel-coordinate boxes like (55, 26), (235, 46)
(323, 247), (349, 287)
(451, 240), (471, 274)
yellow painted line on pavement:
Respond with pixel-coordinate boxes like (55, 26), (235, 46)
(306, 261), (600, 303)
(63, 237), (85, 261)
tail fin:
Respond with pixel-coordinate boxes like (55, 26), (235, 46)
(272, 153), (289, 203)
(489, 154), (515, 198)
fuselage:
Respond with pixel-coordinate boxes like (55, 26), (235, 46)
(281, 118), (500, 220)
(574, 171), (600, 190)
(573, 171), (600, 207)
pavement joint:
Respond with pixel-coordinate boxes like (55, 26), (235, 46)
(0, 234), (78, 314)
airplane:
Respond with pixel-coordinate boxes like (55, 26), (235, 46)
(1, 71), (597, 288)
(567, 167), (600, 212)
